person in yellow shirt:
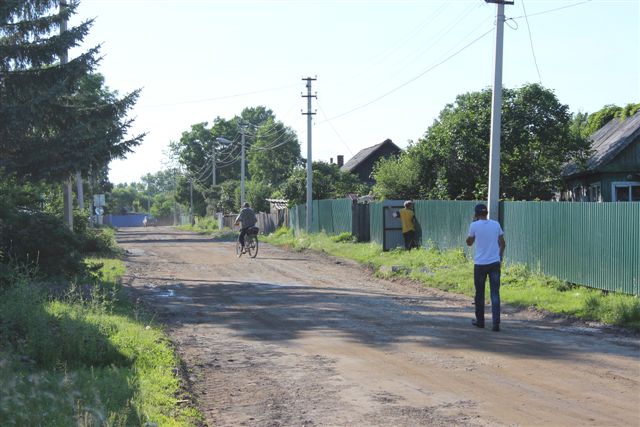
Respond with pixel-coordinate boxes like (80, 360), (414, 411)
(399, 200), (416, 250)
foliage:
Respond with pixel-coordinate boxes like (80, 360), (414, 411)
(0, 179), (122, 282)
(280, 161), (368, 206)
(575, 102), (640, 139)
(169, 107), (301, 212)
(109, 184), (145, 214)
(248, 117), (301, 186)
(0, 260), (201, 426)
(372, 148), (425, 200)
(373, 84), (591, 201)
(0, 208), (84, 279)
(0, 3), (144, 183)
(245, 179), (272, 213)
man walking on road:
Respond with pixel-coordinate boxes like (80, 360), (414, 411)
(466, 203), (506, 332)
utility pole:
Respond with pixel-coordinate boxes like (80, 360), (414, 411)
(212, 143), (216, 186)
(76, 171), (84, 211)
(189, 177), (194, 224)
(485, 0), (513, 221)
(302, 77), (317, 232)
(240, 126), (246, 207)
(60, 1), (73, 230)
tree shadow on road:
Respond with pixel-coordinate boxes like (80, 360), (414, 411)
(128, 278), (640, 363)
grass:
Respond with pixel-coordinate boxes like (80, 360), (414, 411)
(263, 228), (640, 331)
(177, 217), (238, 241)
(0, 258), (202, 426)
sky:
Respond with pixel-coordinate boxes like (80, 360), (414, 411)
(69, 0), (640, 185)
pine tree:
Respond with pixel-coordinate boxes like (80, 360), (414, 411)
(0, 0), (144, 182)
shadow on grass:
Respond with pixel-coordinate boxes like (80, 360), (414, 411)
(0, 286), (141, 425)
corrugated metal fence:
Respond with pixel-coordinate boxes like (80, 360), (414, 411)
(502, 202), (639, 295)
(291, 199), (639, 295)
(289, 199), (353, 235)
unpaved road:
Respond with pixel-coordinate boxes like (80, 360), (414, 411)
(118, 227), (639, 427)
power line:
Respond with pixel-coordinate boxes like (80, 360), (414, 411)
(321, 26), (494, 123)
(316, 100), (354, 156)
(509, 0), (592, 20)
(139, 83), (297, 109)
(521, 0), (542, 84)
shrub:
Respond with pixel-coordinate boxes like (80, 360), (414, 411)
(0, 210), (83, 278)
(331, 232), (356, 243)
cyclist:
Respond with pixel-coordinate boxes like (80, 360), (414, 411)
(234, 202), (257, 253)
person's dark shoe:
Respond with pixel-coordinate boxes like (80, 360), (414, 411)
(492, 324), (500, 332)
(472, 319), (485, 328)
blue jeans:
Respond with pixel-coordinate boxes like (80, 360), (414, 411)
(474, 262), (501, 325)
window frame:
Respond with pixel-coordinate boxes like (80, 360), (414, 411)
(611, 181), (640, 202)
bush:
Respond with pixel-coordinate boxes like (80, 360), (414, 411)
(80, 227), (121, 256)
(0, 210), (83, 278)
(194, 216), (218, 231)
(331, 232), (356, 243)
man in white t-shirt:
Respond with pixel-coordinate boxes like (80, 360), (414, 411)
(466, 203), (506, 332)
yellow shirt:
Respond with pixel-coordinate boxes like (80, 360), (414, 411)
(399, 208), (415, 233)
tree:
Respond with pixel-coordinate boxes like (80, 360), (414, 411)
(375, 84), (590, 201)
(170, 106), (301, 211)
(280, 162), (368, 206)
(372, 149), (425, 200)
(0, 2), (143, 183)
(247, 117), (301, 187)
(245, 180), (272, 213)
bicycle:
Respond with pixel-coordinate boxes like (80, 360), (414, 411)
(236, 226), (259, 258)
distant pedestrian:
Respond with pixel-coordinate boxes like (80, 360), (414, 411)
(399, 200), (417, 250)
(466, 203), (506, 332)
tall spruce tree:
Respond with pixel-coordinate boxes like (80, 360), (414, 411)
(0, 0), (144, 183)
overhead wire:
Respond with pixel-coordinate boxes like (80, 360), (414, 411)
(520, 0), (542, 84)
(139, 83), (298, 109)
(509, 0), (593, 20)
(321, 26), (495, 123)
(316, 100), (354, 156)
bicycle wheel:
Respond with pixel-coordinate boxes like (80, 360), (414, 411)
(248, 236), (258, 258)
(236, 239), (243, 257)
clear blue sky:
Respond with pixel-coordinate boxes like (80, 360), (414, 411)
(70, 0), (640, 184)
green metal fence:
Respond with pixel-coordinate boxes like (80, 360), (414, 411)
(294, 199), (639, 295)
(289, 199), (352, 235)
(502, 201), (639, 295)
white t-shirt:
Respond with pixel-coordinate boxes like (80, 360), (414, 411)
(468, 219), (504, 265)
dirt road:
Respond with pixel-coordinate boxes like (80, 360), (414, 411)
(118, 227), (639, 426)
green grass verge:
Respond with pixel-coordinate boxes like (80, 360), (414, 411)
(263, 228), (640, 331)
(0, 258), (202, 426)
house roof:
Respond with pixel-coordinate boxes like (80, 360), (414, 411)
(341, 139), (401, 172)
(563, 110), (640, 177)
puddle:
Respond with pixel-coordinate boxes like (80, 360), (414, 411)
(157, 289), (176, 298)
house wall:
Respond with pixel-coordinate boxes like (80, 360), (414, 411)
(600, 138), (640, 173)
(563, 138), (640, 202)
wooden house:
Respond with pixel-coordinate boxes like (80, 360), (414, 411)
(562, 111), (640, 202)
(340, 139), (402, 187)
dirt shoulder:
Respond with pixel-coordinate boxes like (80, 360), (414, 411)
(118, 226), (640, 427)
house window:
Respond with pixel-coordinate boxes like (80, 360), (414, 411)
(588, 183), (602, 202)
(612, 182), (640, 201)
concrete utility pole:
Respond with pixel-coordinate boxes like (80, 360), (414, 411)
(302, 77), (317, 232)
(189, 178), (194, 223)
(240, 126), (246, 206)
(212, 143), (216, 186)
(485, 0), (513, 221)
(60, 1), (73, 229)
(76, 171), (84, 210)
